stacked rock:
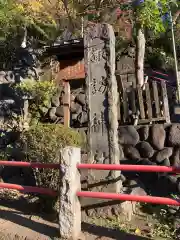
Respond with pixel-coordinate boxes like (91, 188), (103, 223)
(49, 87), (88, 127)
(118, 124), (180, 201)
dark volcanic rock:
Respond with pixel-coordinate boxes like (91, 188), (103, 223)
(150, 125), (165, 150)
(169, 124), (180, 146)
(124, 145), (141, 160)
(51, 95), (60, 107)
(136, 141), (154, 158)
(55, 106), (64, 117)
(70, 102), (82, 114)
(155, 148), (173, 163)
(156, 176), (178, 195)
(160, 158), (170, 166)
(75, 93), (86, 106)
(49, 107), (58, 121)
(170, 148), (180, 166)
(138, 126), (149, 141)
(138, 159), (158, 185)
(77, 111), (88, 124)
(168, 206), (179, 215)
(119, 126), (139, 146)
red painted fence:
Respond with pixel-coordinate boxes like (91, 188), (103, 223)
(0, 161), (180, 205)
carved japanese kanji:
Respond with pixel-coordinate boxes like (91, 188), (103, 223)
(89, 48), (103, 63)
(91, 78), (97, 94)
(98, 76), (107, 94)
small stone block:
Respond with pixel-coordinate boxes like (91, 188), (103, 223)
(174, 105), (180, 115)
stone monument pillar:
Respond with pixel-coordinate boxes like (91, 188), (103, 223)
(84, 23), (121, 204)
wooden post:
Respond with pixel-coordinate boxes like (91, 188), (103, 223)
(63, 80), (70, 127)
(161, 81), (170, 123)
(137, 85), (145, 119)
(152, 81), (161, 118)
(145, 82), (152, 120)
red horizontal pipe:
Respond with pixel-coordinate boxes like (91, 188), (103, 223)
(151, 76), (167, 82)
(0, 161), (59, 169)
(77, 191), (180, 206)
(77, 164), (180, 173)
(152, 70), (168, 77)
(0, 183), (58, 197)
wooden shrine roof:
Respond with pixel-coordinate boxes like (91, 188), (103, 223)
(44, 38), (84, 61)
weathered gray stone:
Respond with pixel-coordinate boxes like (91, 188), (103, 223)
(51, 95), (60, 107)
(155, 148), (173, 163)
(75, 93), (86, 106)
(150, 125), (165, 150)
(55, 106), (64, 117)
(170, 148), (180, 166)
(119, 144), (124, 160)
(169, 124), (180, 146)
(70, 94), (75, 102)
(77, 111), (88, 124)
(157, 175), (178, 195)
(71, 113), (78, 121)
(138, 159), (158, 184)
(70, 102), (82, 114)
(168, 206), (179, 215)
(84, 23), (121, 194)
(136, 141), (154, 158)
(168, 175), (178, 184)
(160, 158), (171, 166)
(119, 126), (139, 146)
(120, 180), (147, 221)
(49, 107), (58, 121)
(59, 147), (81, 239)
(124, 145), (141, 160)
(138, 126), (149, 141)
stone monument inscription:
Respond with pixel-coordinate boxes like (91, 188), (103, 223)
(83, 23), (121, 207)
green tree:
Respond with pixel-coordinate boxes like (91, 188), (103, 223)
(135, 0), (178, 86)
(0, 0), (67, 41)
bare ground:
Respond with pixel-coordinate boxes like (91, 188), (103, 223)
(0, 190), (170, 239)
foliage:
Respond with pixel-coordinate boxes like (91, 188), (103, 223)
(135, 0), (178, 33)
(88, 203), (178, 239)
(0, 0), (66, 41)
(15, 79), (56, 122)
(146, 48), (175, 69)
(136, 0), (166, 34)
(141, 203), (177, 239)
(18, 123), (83, 192)
(0, 0), (23, 39)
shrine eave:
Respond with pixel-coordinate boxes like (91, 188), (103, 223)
(43, 38), (84, 61)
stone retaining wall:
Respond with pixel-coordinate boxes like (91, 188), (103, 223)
(82, 123), (180, 220)
(119, 124), (180, 167)
(49, 86), (88, 127)
(119, 124), (180, 198)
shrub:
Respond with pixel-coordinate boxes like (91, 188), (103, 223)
(19, 123), (82, 188)
(15, 79), (56, 122)
(18, 123), (83, 211)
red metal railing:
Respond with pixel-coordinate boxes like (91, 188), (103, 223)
(0, 182), (57, 196)
(0, 161), (180, 206)
(76, 163), (180, 206)
(77, 163), (180, 173)
(77, 192), (180, 206)
(0, 161), (59, 169)
(0, 161), (59, 196)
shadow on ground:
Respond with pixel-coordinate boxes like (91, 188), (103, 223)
(0, 197), (59, 239)
(0, 198), (151, 240)
(82, 222), (150, 240)
(0, 209), (59, 237)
